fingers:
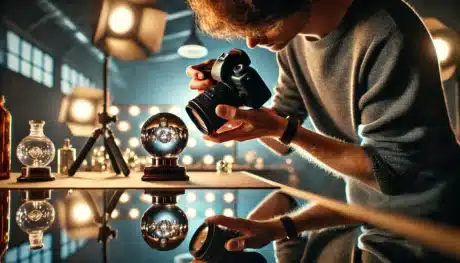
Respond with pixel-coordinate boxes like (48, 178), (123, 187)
(205, 215), (253, 232)
(185, 59), (215, 78)
(204, 124), (255, 143)
(189, 78), (214, 91)
(226, 235), (265, 251)
(216, 105), (255, 121)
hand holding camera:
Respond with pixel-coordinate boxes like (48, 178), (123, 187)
(185, 49), (288, 142)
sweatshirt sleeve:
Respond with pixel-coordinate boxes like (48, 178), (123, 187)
(358, 25), (453, 195)
(270, 49), (309, 122)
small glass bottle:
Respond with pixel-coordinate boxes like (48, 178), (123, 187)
(0, 190), (10, 258)
(57, 139), (76, 175)
(0, 96), (11, 180)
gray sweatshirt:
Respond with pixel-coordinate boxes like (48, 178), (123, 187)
(272, 0), (460, 261)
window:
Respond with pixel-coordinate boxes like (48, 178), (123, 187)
(4, 234), (53, 263)
(61, 64), (96, 95)
(6, 30), (54, 88)
(60, 230), (87, 260)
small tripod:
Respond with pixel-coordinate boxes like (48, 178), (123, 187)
(80, 190), (123, 263)
(68, 55), (129, 176)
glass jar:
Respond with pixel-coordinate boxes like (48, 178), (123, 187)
(16, 120), (55, 168)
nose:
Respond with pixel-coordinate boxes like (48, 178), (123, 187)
(246, 37), (260, 49)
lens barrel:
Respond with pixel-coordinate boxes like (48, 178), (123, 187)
(186, 83), (242, 135)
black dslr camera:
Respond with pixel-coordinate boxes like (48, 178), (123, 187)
(189, 222), (267, 263)
(185, 49), (272, 135)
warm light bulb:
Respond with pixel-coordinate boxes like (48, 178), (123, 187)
(204, 141), (215, 147)
(223, 141), (235, 148)
(129, 137), (140, 148)
(109, 106), (120, 116)
(187, 192), (197, 203)
(187, 137), (197, 148)
(149, 106), (160, 115)
(118, 121), (131, 132)
(205, 208), (215, 217)
(186, 208), (197, 219)
(109, 6), (134, 35)
(205, 192), (215, 203)
(182, 155), (194, 165)
(129, 208), (140, 219)
(71, 99), (94, 122)
(433, 38), (451, 63)
(111, 209), (119, 219)
(223, 192), (235, 203)
(168, 106), (181, 116)
(140, 194), (152, 203)
(72, 203), (92, 223)
(223, 155), (234, 164)
(128, 105), (141, 116)
(223, 208), (235, 217)
(203, 154), (214, 165)
(120, 193), (130, 203)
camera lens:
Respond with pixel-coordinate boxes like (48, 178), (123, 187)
(186, 83), (242, 135)
(189, 222), (239, 262)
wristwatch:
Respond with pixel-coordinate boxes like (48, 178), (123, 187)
(279, 116), (300, 145)
(279, 216), (299, 240)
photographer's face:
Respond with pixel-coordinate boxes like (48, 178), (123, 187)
(246, 11), (309, 52)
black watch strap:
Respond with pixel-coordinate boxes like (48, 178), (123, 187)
(279, 116), (299, 145)
(280, 216), (298, 240)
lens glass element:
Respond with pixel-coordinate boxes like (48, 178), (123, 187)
(190, 108), (208, 134)
(192, 226), (208, 252)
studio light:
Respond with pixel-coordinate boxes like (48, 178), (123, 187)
(108, 5), (135, 35)
(72, 203), (92, 224)
(93, 0), (168, 60)
(178, 16), (208, 59)
(59, 87), (105, 137)
(424, 17), (460, 81)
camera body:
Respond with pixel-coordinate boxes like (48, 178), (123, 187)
(189, 222), (267, 263)
(186, 49), (272, 135)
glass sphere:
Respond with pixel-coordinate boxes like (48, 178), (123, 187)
(141, 203), (188, 251)
(16, 120), (55, 167)
(141, 113), (188, 157)
(16, 200), (55, 249)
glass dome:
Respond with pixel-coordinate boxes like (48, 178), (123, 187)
(16, 200), (55, 249)
(16, 120), (55, 167)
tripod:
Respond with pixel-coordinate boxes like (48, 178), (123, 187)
(80, 190), (123, 263)
(68, 55), (129, 176)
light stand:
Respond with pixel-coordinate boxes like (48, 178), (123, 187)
(68, 55), (129, 176)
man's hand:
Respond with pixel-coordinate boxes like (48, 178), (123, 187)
(186, 59), (217, 93)
(205, 215), (285, 252)
(204, 105), (288, 143)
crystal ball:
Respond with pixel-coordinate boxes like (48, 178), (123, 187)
(16, 120), (55, 167)
(141, 113), (189, 157)
(141, 204), (188, 251)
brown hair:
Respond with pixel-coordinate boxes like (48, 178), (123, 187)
(187, 0), (312, 39)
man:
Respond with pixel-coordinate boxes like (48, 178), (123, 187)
(185, 0), (460, 262)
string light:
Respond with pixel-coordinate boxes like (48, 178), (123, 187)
(223, 192), (235, 203)
(205, 208), (215, 217)
(119, 193), (130, 203)
(117, 121), (131, 132)
(129, 208), (140, 219)
(149, 106), (160, 115)
(186, 208), (197, 219)
(111, 209), (120, 219)
(187, 192), (197, 203)
(128, 105), (141, 117)
(223, 208), (235, 217)
(182, 155), (194, 165)
(205, 192), (215, 203)
(203, 155), (215, 165)
(109, 105), (120, 116)
(140, 194), (152, 203)
(128, 137), (140, 148)
(187, 137), (197, 148)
